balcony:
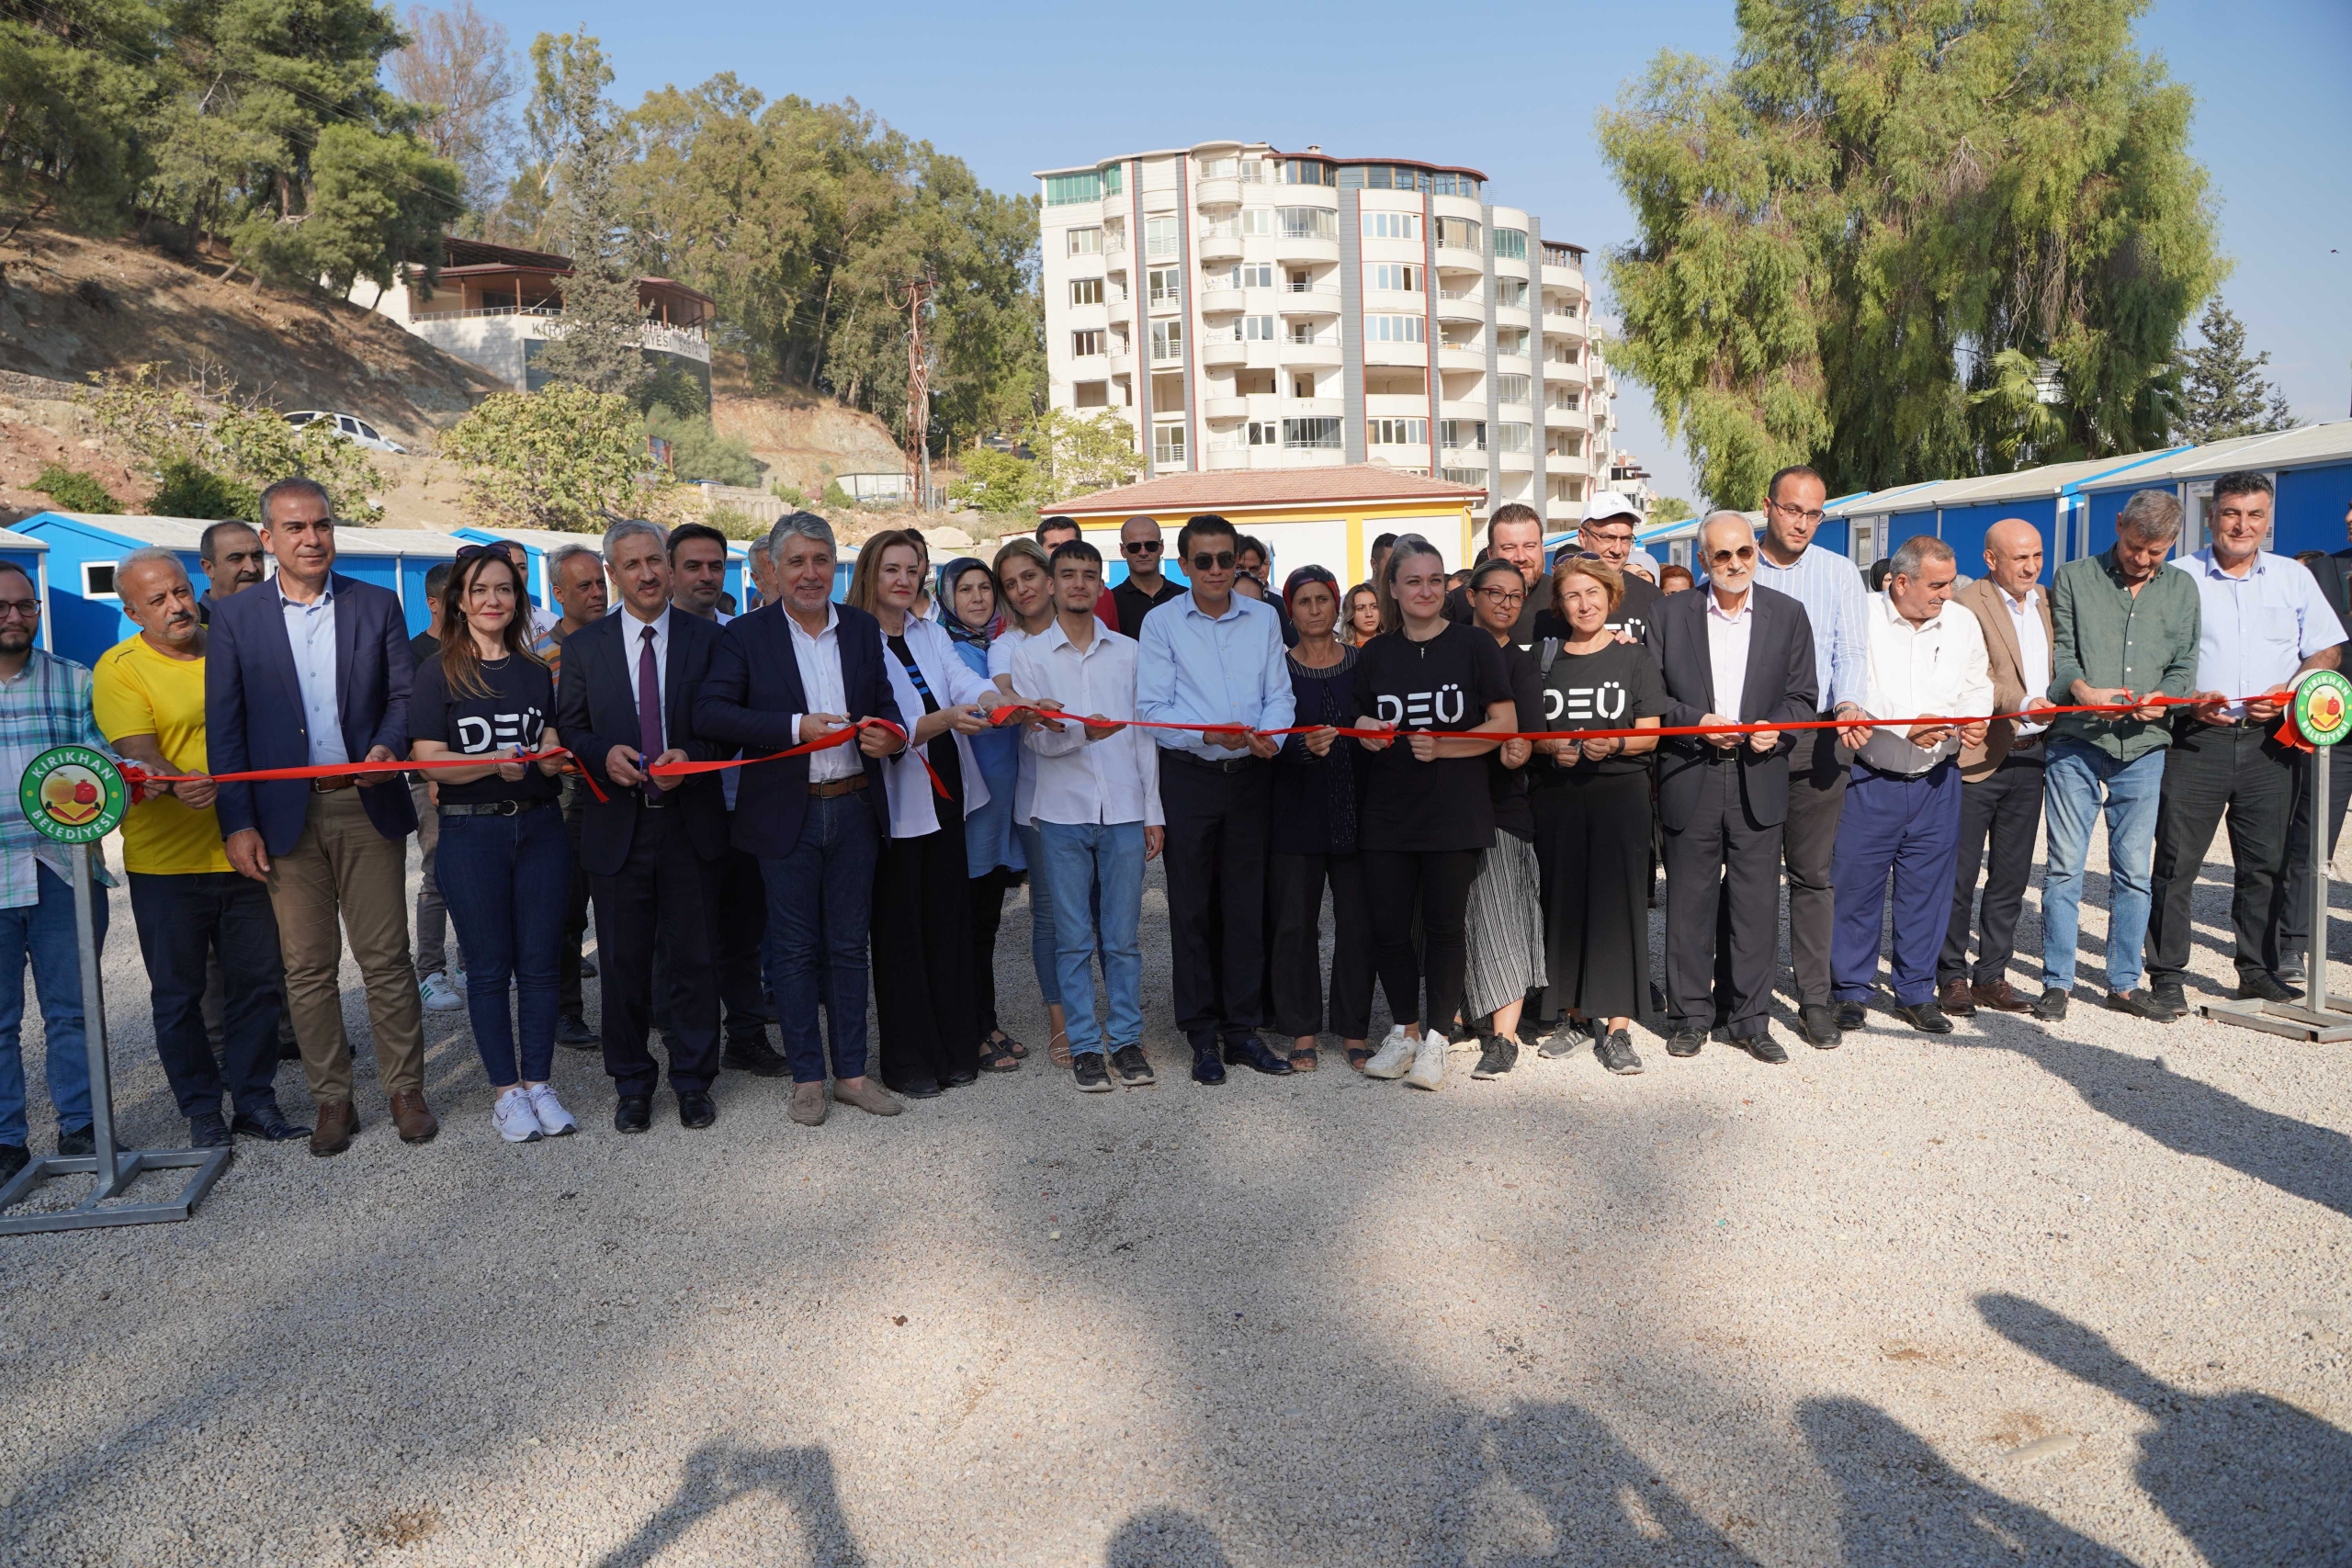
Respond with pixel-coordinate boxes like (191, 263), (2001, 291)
(1434, 240), (1483, 265)
(1200, 287), (1246, 314)
(1541, 260), (1586, 293)
(1107, 345), (1133, 374)
(1279, 337), (1343, 368)
(1274, 231), (1340, 266)
(1362, 337), (1429, 369)
(1543, 311), (1587, 344)
(1204, 444), (1252, 471)
(1277, 285), (1342, 317)
(1196, 226), (1243, 264)
(1106, 296), (1132, 326)
(1493, 303), (1530, 332)
(1202, 336), (1249, 367)
(1194, 175), (1242, 209)
(1439, 343), (1487, 372)
(1203, 395), (1250, 420)
(1544, 403), (1587, 431)
(1435, 290), (1483, 323)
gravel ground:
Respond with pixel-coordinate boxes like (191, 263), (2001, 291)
(2, 814), (2348, 1568)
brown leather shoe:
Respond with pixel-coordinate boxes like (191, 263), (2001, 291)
(832, 1077), (901, 1118)
(1971, 980), (2033, 1013)
(310, 1099), (358, 1157)
(1937, 979), (1977, 1018)
(388, 1089), (439, 1144)
(787, 1080), (830, 1126)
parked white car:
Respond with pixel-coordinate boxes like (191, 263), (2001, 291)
(283, 411), (408, 455)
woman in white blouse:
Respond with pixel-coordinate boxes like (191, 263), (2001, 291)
(849, 530), (1019, 1095)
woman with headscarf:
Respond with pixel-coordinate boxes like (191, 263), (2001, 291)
(941, 556), (1029, 1066)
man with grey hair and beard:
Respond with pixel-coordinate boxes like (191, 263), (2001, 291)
(2034, 489), (2201, 1023)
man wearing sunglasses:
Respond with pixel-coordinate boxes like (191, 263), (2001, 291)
(1136, 513), (1297, 1083)
(1109, 515), (1182, 638)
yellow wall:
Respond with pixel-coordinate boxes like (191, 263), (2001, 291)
(1069, 500), (1475, 585)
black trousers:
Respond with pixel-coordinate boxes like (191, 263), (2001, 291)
(1780, 724), (1852, 1006)
(2274, 741), (2352, 973)
(130, 871), (285, 1121)
(2146, 722), (2296, 987)
(559, 779), (592, 1017)
(1158, 756), (1273, 1039)
(1666, 760), (1784, 1039)
(969, 866), (1016, 1039)
(1532, 770), (1653, 1024)
(870, 820), (978, 1092)
(590, 807), (722, 1099)
(1362, 848), (1481, 1037)
(1939, 750), (2046, 987)
(1267, 851), (1374, 1040)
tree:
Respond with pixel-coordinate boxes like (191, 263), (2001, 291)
(2172, 300), (2296, 446)
(1647, 496), (1693, 525)
(947, 446), (1044, 514)
(1031, 409), (1140, 502)
(1599, 0), (2223, 507)
(0, 0), (169, 239)
(385, 1), (519, 220)
(644, 405), (758, 486)
(438, 384), (661, 530)
(79, 363), (385, 520)
(523, 30), (645, 399)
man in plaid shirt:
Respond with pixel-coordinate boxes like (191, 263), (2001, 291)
(0, 561), (119, 1180)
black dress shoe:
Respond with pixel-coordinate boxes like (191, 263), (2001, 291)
(1833, 1000), (1868, 1032)
(678, 1090), (718, 1129)
(941, 1065), (979, 1089)
(2235, 971), (2301, 1003)
(2030, 987), (2070, 1021)
(1890, 1001), (1954, 1034)
(2106, 988), (2179, 1021)
(188, 1111), (232, 1148)
(1741, 1033), (1791, 1065)
(278, 1037), (303, 1063)
(1800, 1003), (1844, 1047)
(1221, 1034), (1295, 1076)
(0, 1143), (26, 1181)
(1190, 1033), (1227, 1086)
(614, 1096), (652, 1134)
(1664, 1028), (1705, 1058)
(720, 1035), (790, 1077)
(891, 1078), (944, 1100)
(556, 1013), (600, 1050)
(231, 1107), (310, 1142)
(55, 1125), (95, 1157)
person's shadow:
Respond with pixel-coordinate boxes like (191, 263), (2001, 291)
(1473, 1400), (1763, 1566)
(1103, 1508), (1237, 1568)
(1980, 1293), (2352, 1567)
(1795, 1395), (2138, 1565)
(590, 1439), (865, 1568)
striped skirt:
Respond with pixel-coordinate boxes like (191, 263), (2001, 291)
(1464, 833), (1547, 1020)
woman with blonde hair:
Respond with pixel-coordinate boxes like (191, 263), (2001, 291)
(1342, 583), (1382, 646)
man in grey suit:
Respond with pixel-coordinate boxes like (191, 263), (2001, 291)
(1645, 512), (1819, 1063)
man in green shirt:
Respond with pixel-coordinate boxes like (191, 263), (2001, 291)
(2035, 491), (2201, 1022)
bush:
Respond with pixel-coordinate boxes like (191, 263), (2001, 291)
(30, 464), (121, 514)
(705, 505), (763, 540)
(821, 479), (854, 510)
(644, 406), (759, 487)
(440, 386), (661, 531)
(772, 481), (807, 507)
(946, 446), (1043, 514)
(150, 460), (258, 522)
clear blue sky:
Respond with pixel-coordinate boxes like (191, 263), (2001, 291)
(485, 0), (2351, 505)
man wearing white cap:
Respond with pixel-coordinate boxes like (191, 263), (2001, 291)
(1569, 491), (1667, 643)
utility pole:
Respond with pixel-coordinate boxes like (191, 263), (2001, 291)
(902, 276), (933, 511)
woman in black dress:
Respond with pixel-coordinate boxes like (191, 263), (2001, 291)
(1529, 556), (1667, 1075)
(1351, 536), (1517, 1091)
(1267, 566), (1374, 1072)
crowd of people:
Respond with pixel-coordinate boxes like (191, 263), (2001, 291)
(0, 462), (2338, 1172)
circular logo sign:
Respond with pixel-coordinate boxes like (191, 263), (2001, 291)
(17, 745), (128, 843)
(2295, 670), (2352, 750)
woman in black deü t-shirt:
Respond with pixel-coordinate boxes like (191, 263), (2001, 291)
(1529, 556), (1666, 1076)
(1352, 536), (1516, 1090)
(409, 547), (574, 1143)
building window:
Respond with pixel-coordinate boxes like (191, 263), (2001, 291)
(1496, 423), (1532, 452)
(1442, 467), (1488, 487)
(1068, 228), (1103, 257)
(1074, 380), (1109, 408)
(1542, 241), (1577, 268)
(1494, 278), (1527, 309)
(1369, 417), (1429, 446)
(1071, 330), (1104, 357)
(1275, 157), (1332, 186)
(1277, 207), (1337, 241)
(1497, 329), (1528, 356)
(1225, 262), (1274, 289)
(1045, 173), (1102, 205)
(1238, 314), (1278, 341)
(1199, 155), (1238, 179)
(1493, 228), (1528, 260)
(1549, 343), (1581, 365)
(1364, 314), (1426, 344)
(1283, 417), (1342, 449)
(1101, 164), (1124, 196)
(1495, 374), (1529, 404)
(1369, 264), (1421, 292)
(1070, 278), (1103, 307)
(1240, 159), (1267, 183)
(1430, 172), (1481, 200)
(1363, 211), (1419, 242)
(1287, 321), (1318, 344)
(1145, 217), (1179, 258)
(1434, 217), (1481, 253)
(1247, 421), (1279, 446)
(1238, 209), (1275, 235)
(1548, 388), (1580, 411)
(1292, 372), (1317, 398)
(1148, 267), (1182, 306)
(1150, 321), (1184, 360)
(1440, 420), (1486, 451)
(1153, 424), (1186, 464)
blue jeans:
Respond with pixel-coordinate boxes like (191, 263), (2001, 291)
(0, 863), (107, 1146)
(764, 794), (879, 1083)
(1037, 820), (1146, 1057)
(2041, 739), (2165, 994)
(1014, 822), (1064, 1006)
(437, 807), (569, 1086)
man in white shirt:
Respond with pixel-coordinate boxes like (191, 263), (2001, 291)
(1940, 518), (2059, 1016)
(1829, 536), (1994, 1033)
(1007, 539), (1166, 1092)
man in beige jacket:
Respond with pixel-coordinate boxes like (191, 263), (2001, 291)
(1939, 518), (2058, 1015)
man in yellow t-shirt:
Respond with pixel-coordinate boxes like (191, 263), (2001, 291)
(93, 548), (306, 1147)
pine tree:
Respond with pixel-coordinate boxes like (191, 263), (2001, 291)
(524, 31), (645, 399)
(2173, 300), (2296, 446)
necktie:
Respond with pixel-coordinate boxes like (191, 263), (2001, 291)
(637, 624), (664, 800)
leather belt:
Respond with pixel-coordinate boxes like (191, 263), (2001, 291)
(808, 774), (868, 798)
(1162, 749), (1264, 775)
(441, 797), (553, 818)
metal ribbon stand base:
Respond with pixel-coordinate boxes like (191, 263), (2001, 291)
(0, 843), (232, 1235)
(2203, 718), (2352, 1041)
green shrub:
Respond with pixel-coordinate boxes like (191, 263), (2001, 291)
(771, 481), (807, 507)
(705, 505), (763, 540)
(821, 479), (854, 510)
(149, 460), (258, 522)
(30, 464), (122, 514)
(644, 406), (759, 487)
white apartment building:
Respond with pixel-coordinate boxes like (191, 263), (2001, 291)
(1035, 141), (1618, 527)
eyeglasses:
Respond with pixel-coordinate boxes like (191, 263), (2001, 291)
(1122, 539), (1162, 555)
(1190, 551), (1237, 571)
(454, 544), (504, 559)
(1476, 587), (1525, 606)
(1584, 528), (1634, 544)
(0, 600), (40, 620)
(1769, 501), (1826, 525)
(1707, 546), (1758, 566)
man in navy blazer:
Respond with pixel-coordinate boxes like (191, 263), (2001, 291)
(1644, 512), (1819, 1064)
(695, 513), (906, 1126)
(554, 520), (730, 1133)
(205, 478), (432, 1156)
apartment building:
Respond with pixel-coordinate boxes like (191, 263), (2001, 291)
(1035, 141), (1618, 528)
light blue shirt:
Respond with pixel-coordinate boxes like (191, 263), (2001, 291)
(1135, 591), (1294, 761)
(2175, 548), (2346, 719)
(278, 581), (349, 768)
(1751, 544), (1868, 712)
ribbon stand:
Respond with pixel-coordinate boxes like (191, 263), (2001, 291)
(2202, 671), (2352, 1042)
(0, 749), (232, 1235)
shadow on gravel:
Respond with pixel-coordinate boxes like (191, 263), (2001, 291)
(1795, 1396), (2137, 1566)
(1102, 1507), (1237, 1567)
(1962, 1026), (2352, 1219)
(588, 1438), (866, 1568)
(1980, 1294), (2352, 1568)
(1470, 1400), (1762, 1566)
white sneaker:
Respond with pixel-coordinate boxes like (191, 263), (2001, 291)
(492, 1087), (544, 1142)
(1364, 1025), (1418, 1079)
(420, 972), (463, 1011)
(1405, 1031), (1447, 1091)
(525, 1084), (578, 1137)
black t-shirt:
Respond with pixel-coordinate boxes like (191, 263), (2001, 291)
(1351, 622), (1514, 852)
(409, 652), (559, 806)
(1111, 576), (1183, 639)
(1606, 574), (1664, 644)
(409, 630), (440, 665)
(1444, 570), (1552, 648)
(1533, 638), (1670, 778)
(1488, 640), (1541, 842)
